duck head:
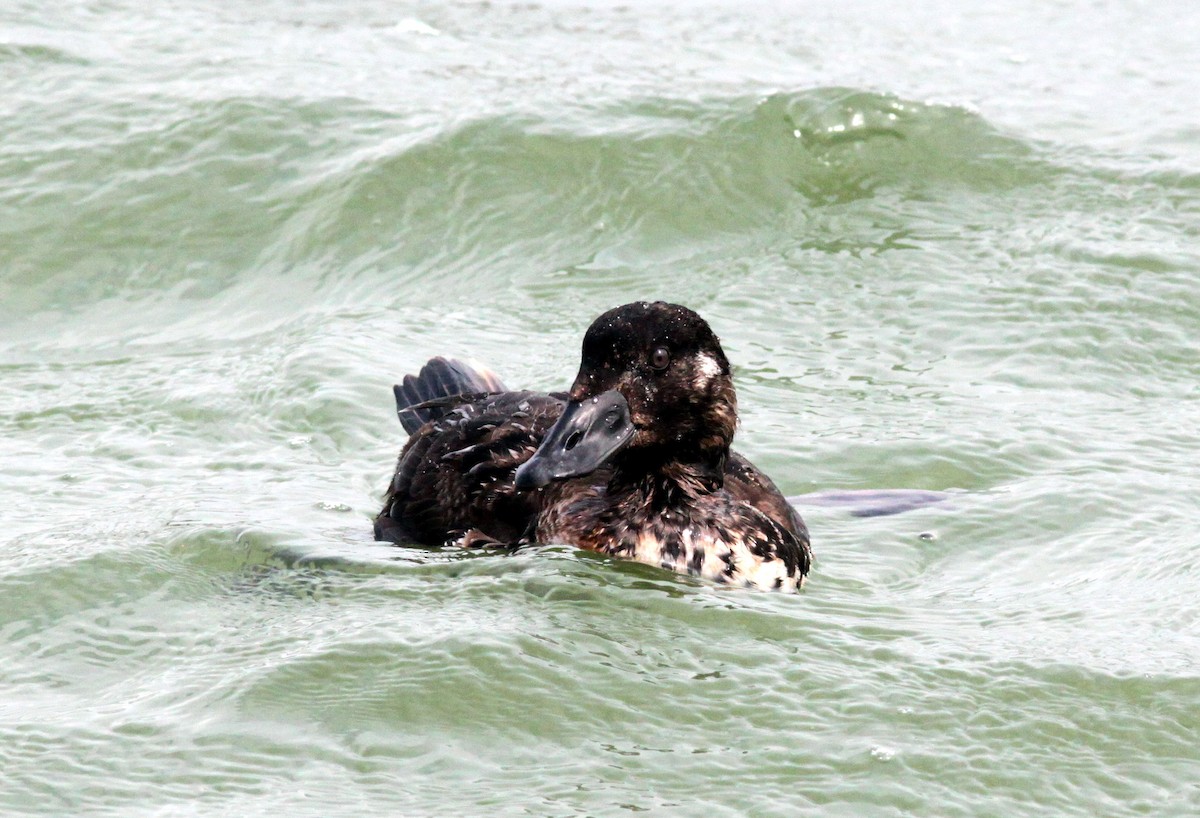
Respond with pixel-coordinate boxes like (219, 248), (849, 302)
(514, 301), (737, 490)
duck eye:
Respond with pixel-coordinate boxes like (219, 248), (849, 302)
(650, 347), (670, 371)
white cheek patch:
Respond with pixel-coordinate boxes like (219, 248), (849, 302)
(693, 353), (722, 388)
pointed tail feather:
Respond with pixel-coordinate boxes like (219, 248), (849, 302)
(393, 357), (508, 434)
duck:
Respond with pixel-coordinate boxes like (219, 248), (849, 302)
(374, 301), (812, 591)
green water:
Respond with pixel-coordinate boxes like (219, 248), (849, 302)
(3, 1), (1199, 815)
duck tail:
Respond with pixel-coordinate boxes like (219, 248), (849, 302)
(393, 357), (508, 434)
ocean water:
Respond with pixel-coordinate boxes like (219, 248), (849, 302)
(2, 0), (1199, 815)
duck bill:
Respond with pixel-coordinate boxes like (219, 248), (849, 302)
(514, 389), (634, 490)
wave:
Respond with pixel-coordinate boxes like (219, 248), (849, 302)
(0, 42), (90, 66)
(306, 88), (1044, 267)
(0, 85), (1161, 320)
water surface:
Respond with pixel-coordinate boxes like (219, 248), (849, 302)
(2, 1), (1199, 815)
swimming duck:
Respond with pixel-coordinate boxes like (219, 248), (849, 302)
(375, 301), (812, 591)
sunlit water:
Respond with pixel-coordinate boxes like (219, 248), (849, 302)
(2, 1), (1198, 815)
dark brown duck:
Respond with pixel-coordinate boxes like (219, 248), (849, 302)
(375, 301), (812, 591)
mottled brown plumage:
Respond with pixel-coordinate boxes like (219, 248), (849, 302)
(375, 302), (812, 590)
(375, 389), (562, 547)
